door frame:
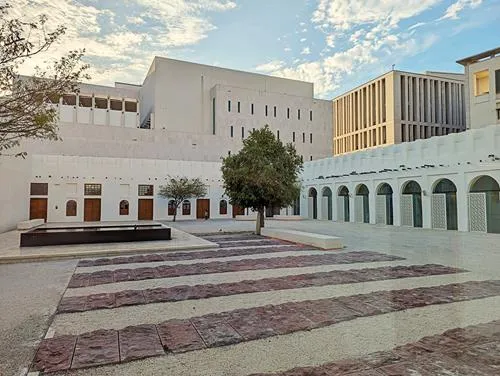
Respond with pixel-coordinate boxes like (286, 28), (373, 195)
(84, 198), (101, 222)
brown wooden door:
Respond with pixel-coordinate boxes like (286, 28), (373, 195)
(84, 199), (101, 222)
(138, 199), (154, 220)
(232, 205), (245, 218)
(196, 199), (210, 219)
(30, 198), (47, 222)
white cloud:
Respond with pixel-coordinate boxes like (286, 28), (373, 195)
(301, 47), (311, 55)
(255, 60), (285, 72)
(408, 22), (426, 30)
(440, 0), (482, 20)
(126, 16), (145, 24)
(284, 47), (292, 52)
(302, 28), (308, 33)
(300, 38), (307, 42)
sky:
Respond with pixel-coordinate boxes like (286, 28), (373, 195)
(15, 0), (500, 99)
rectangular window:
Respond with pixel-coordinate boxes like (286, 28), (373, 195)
(292, 132), (295, 142)
(110, 99), (122, 111)
(274, 106), (277, 117)
(497, 108), (500, 120)
(287, 108), (290, 119)
(302, 132), (305, 143)
(309, 110), (313, 121)
(277, 130), (280, 140)
(62, 94), (76, 106)
(474, 70), (489, 96)
(30, 183), (48, 195)
(241, 127), (244, 139)
(228, 100), (231, 112)
(265, 105), (268, 116)
(79, 96), (92, 107)
(310, 156), (313, 161)
(309, 133), (312, 143)
(84, 184), (101, 196)
(495, 70), (500, 94)
(138, 185), (153, 196)
(228, 151), (231, 156)
(251, 103), (254, 115)
(237, 101), (240, 113)
(298, 109), (301, 120)
(230, 126), (233, 138)
(401, 124), (406, 142)
(372, 129), (377, 146)
(212, 98), (216, 135)
(382, 126), (386, 143)
(125, 101), (137, 112)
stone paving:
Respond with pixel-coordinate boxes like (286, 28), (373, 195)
(58, 264), (465, 313)
(68, 251), (404, 288)
(32, 279), (500, 373)
(250, 319), (500, 375)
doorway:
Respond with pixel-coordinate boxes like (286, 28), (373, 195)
(84, 198), (101, 222)
(29, 198), (47, 222)
(138, 199), (154, 220)
(197, 199), (210, 219)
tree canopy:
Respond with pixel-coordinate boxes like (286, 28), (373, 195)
(221, 126), (303, 234)
(0, 3), (90, 155)
(158, 177), (207, 222)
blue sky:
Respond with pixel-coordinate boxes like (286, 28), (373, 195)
(18, 0), (500, 98)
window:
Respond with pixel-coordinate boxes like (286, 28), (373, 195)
(287, 108), (290, 119)
(495, 70), (500, 94)
(302, 132), (305, 143)
(497, 108), (500, 120)
(138, 185), (153, 196)
(228, 151), (231, 156)
(309, 133), (312, 144)
(474, 70), (489, 96)
(298, 109), (301, 120)
(110, 99), (122, 111)
(274, 106), (277, 117)
(277, 130), (280, 140)
(95, 97), (107, 109)
(293, 132), (295, 142)
(62, 94), (76, 106)
(310, 156), (313, 161)
(219, 200), (228, 215)
(251, 103), (254, 115)
(265, 105), (268, 116)
(125, 101), (137, 112)
(228, 100), (231, 112)
(30, 183), (48, 195)
(212, 98), (216, 135)
(119, 200), (129, 215)
(84, 184), (101, 196)
(168, 200), (176, 216)
(237, 101), (240, 113)
(182, 200), (191, 215)
(78, 96), (92, 107)
(242, 127), (245, 139)
(66, 200), (77, 216)
(230, 126), (234, 137)
(310, 110), (313, 121)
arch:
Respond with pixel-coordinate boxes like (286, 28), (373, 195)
(401, 180), (422, 227)
(119, 200), (129, 216)
(168, 200), (176, 216)
(355, 184), (369, 223)
(66, 200), (77, 216)
(182, 200), (191, 215)
(308, 187), (318, 219)
(219, 199), (228, 215)
(432, 178), (457, 231)
(376, 183), (393, 225)
(337, 185), (350, 222)
(321, 187), (333, 220)
(468, 175), (500, 233)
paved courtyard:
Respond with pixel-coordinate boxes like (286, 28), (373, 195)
(1, 219), (500, 376)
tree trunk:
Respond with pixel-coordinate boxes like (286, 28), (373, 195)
(173, 213), (176, 222)
(256, 207), (265, 235)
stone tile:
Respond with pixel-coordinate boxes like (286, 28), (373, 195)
(191, 316), (243, 347)
(72, 329), (119, 369)
(32, 335), (77, 373)
(119, 324), (164, 362)
(144, 254), (164, 262)
(115, 290), (145, 307)
(302, 299), (359, 328)
(111, 256), (131, 264)
(85, 293), (115, 310)
(226, 307), (277, 340)
(88, 270), (114, 286)
(412, 353), (490, 375)
(335, 295), (384, 317)
(377, 361), (428, 376)
(77, 259), (94, 267)
(143, 287), (174, 304)
(133, 267), (156, 280)
(93, 258), (113, 266)
(393, 343), (434, 359)
(113, 269), (136, 282)
(263, 305), (314, 335)
(68, 273), (90, 288)
(361, 350), (402, 369)
(58, 296), (87, 313)
(444, 341), (500, 374)
(157, 320), (206, 353)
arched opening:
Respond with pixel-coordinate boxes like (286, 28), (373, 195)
(355, 184), (370, 223)
(321, 187), (333, 220)
(182, 200), (191, 215)
(432, 179), (458, 230)
(337, 186), (350, 222)
(119, 200), (129, 216)
(401, 180), (423, 228)
(376, 183), (393, 225)
(308, 188), (318, 219)
(469, 175), (500, 233)
(66, 200), (77, 217)
(168, 200), (176, 216)
(219, 200), (228, 215)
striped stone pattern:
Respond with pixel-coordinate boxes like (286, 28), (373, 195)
(30, 233), (500, 374)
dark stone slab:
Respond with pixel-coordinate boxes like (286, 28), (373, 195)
(157, 320), (206, 353)
(93, 258), (113, 266)
(115, 290), (145, 307)
(71, 329), (119, 369)
(301, 299), (359, 328)
(88, 270), (114, 286)
(143, 287), (174, 304)
(85, 293), (115, 310)
(133, 267), (156, 280)
(226, 307), (277, 340)
(192, 316), (243, 347)
(32, 335), (77, 373)
(113, 269), (136, 282)
(68, 273), (90, 288)
(58, 296), (87, 313)
(119, 324), (164, 362)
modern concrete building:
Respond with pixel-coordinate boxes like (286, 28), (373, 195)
(457, 47), (500, 129)
(333, 70), (466, 155)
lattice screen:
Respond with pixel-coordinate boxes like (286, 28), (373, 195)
(468, 192), (487, 232)
(431, 194), (447, 230)
(354, 196), (364, 223)
(336, 197), (345, 222)
(376, 196), (386, 224)
(400, 194), (413, 227)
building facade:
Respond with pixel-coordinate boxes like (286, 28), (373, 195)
(333, 70), (466, 155)
(457, 47), (500, 129)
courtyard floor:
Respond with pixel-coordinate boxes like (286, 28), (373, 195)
(1, 219), (500, 376)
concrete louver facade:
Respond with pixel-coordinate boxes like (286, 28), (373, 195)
(333, 70), (466, 155)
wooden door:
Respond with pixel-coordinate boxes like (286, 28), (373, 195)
(197, 199), (210, 219)
(84, 199), (101, 222)
(232, 205), (245, 218)
(138, 199), (154, 220)
(30, 198), (47, 222)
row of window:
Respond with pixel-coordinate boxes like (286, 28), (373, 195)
(228, 126), (313, 143)
(167, 199), (228, 216)
(401, 124), (462, 142)
(59, 95), (138, 112)
(227, 100), (313, 121)
(30, 183), (154, 197)
(335, 126), (387, 154)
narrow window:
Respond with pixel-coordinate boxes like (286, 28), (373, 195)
(241, 127), (244, 139)
(237, 101), (240, 113)
(138, 185), (153, 196)
(401, 125), (406, 142)
(310, 133), (312, 143)
(230, 126), (233, 138)
(219, 200), (228, 215)
(251, 103), (254, 115)
(265, 105), (268, 116)
(495, 69), (500, 94)
(78, 96), (92, 108)
(95, 97), (107, 109)
(84, 184), (101, 196)
(228, 100), (231, 112)
(119, 200), (129, 216)
(309, 110), (313, 121)
(125, 101), (137, 112)
(212, 98), (216, 135)
(110, 99), (122, 111)
(293, 132), (295, 142)
(228, 151), (231, 156)
(287, 108), (290, 119)
(302, 132), (305, 143)
(298, 109), (301, 120)
(66, 200), (77, 216)
(474, 70), (489, 96)
(168, 200), (176, 216)
(277, 130), (280, 140)
(182, 200), (191, 215)
(273, 106), (277, 117)
(497, 108), (500, 120)
(310, 156), (313, 161)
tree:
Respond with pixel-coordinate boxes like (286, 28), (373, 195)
(0, 3), (90, 156)
(221, 126), (303, 235)
(158, 177), (207, 222)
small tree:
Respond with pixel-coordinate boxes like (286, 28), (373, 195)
(0, 3), (90, 155)
(222, 126), (303, 235)
(158, 177), (207, 222)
